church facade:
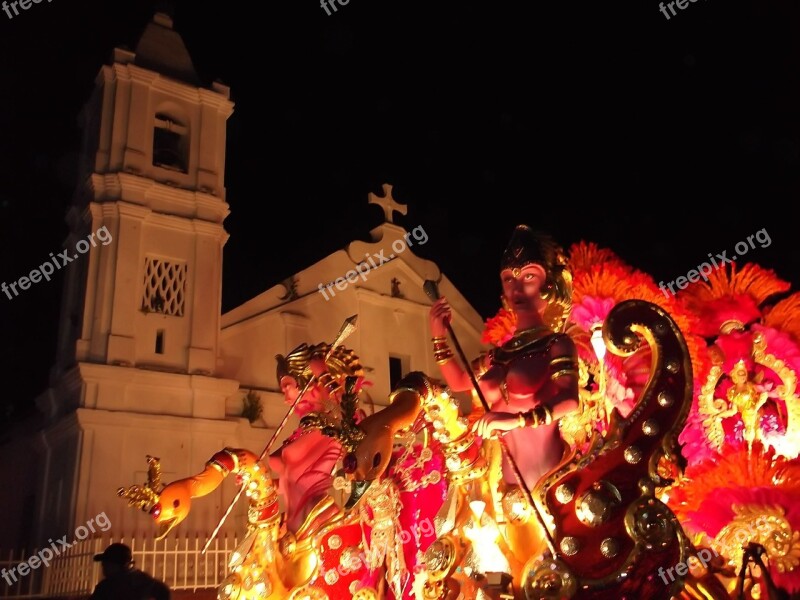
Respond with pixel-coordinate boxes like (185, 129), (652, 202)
(0, 12), (484, 551)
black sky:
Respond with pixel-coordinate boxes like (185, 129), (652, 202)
(1, 0), (800, 427)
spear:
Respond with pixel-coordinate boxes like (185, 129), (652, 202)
(423, 280), (557, 556)
(202, 314), (359, 554)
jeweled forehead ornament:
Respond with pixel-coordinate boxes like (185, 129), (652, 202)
(500, 224), (562, 277)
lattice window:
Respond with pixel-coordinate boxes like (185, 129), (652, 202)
(141, 257), (187, 317)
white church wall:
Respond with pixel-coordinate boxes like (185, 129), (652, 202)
(73, 409), (254, 540)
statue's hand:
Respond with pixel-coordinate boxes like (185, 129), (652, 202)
(429, 297), (452, 338)
(471, 412), (519, 438)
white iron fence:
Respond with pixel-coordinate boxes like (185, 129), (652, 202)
(1, 533), (238, 599)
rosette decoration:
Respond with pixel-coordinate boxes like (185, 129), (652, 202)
(664, 262), (800, 597)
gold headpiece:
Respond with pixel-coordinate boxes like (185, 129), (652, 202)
(276, 343), (364, 389)
(276, 343), (314, 388)
(500, 225), (573, 332)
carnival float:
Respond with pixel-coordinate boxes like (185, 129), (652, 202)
(117, 225), (800, 600)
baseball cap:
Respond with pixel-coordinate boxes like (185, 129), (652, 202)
(93, 543), (132, 565)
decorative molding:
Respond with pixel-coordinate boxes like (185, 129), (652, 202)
(278, 276), (299, 301)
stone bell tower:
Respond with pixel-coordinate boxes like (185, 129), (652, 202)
(55, 11), (234, 378)
(30, 11), (243, 545)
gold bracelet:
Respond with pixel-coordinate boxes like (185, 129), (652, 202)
(435, 351), (454, 365)
(431, 336), (447, 344)
(534, 404), (553, 426)
(521, 407), (552, 428)
(223, 447), (239, 472)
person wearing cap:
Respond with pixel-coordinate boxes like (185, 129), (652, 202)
(90, 543), (170, 600)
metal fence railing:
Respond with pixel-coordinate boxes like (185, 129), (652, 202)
(1, 532), (237, 599)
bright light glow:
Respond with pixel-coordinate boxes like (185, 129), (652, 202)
(464, 515), (510, 574)
(591, 326), (606, 361)
(469, 500), (486, 520)
(769, 436), (800, 459)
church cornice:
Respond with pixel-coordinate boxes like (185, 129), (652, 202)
(109, 62), (233, 112)
(111, 200), (229, 239)
(76, 362), (240, 397)
(90, 172), (230, 225)
(74, 407), (243, 434)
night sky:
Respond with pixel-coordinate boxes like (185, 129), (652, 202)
(1, 0), (799, 428)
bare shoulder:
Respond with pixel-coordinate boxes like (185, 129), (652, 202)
(547, 332), (577, 357)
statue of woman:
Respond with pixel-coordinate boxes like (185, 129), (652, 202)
(428, 224), (580, 562)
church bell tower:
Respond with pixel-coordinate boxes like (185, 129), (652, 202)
(32, 11), (241, 545)
(54, 11), (234, 381)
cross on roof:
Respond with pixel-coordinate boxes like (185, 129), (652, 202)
(368, 183), (407, 224)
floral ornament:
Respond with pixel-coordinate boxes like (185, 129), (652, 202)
(480, 307), (517, 347)
(667, 455), (800, 595)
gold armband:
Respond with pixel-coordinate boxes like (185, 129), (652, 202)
(392, 372), (435, 402)
(520, 404), (553, 428)
(550, 356), (578, 381)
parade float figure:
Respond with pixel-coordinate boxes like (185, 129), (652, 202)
(427, 225), (581, 575)
(119, 343), (394, 599)
(117, 226), (718, 599)
(271, 342), (366, 534)
(344, 226), (702, 599)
